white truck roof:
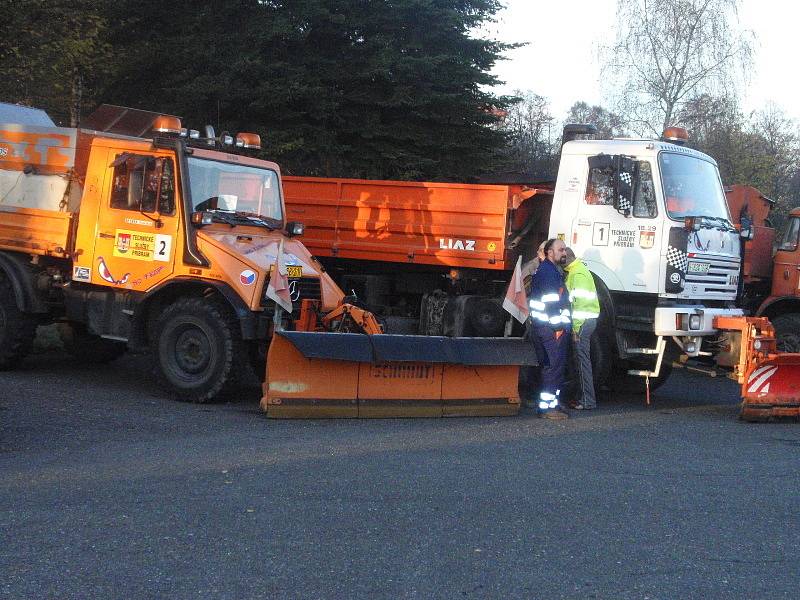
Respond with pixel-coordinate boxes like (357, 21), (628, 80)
(563, 138), (717, 165)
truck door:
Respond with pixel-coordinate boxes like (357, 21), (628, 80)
(90, 150), (180, 291)
(572, 156), (662, 293)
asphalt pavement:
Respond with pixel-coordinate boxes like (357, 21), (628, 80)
(2, 348), (799, 599)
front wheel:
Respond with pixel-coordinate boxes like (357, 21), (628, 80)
(153, 297), (244, 402)
(771, 313), (800, 353)
(0, 273), (37, 370)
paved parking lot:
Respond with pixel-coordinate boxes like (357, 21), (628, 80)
(2, 349), (799, 599)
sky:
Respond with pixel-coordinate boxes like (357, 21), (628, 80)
(483, 0), (800, 124)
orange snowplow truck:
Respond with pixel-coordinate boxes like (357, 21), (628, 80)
(0, 104), (344, 401)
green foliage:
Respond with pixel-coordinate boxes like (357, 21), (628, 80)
(0, 0), (110, 125)
(90, 0), (515, 180)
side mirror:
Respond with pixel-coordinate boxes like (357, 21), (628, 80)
(191, 211), (213, 226)
(740, 226), (755, 241)
(286, 221), (305, 237)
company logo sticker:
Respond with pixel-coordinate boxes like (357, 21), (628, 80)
(639, 231), (655, 249)
(240, 269), (257, 286)
(487, 242), (497, 252)
(670, 272), (681, 284)
(73, 266), (91, 282)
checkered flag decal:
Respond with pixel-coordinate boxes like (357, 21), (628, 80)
(666, 245), (688, 271)
(619, 172), (632, 185)
(618, 196), (632, 211)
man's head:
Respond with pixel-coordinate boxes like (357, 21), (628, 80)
(564, 247), (577, 267)
(544, 238), (567, 266)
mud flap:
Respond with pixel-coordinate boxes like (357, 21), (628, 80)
(740, 356), (800, 421)
(261, 332), (538, 418)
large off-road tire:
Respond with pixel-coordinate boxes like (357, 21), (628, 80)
(58, 323), (127, 364)
(0, 273), (37, 370)
(771, 313), (800, 354)
(153, 297), (245, 402)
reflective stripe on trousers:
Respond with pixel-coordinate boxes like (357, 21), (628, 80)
(534, 325), (569, 412)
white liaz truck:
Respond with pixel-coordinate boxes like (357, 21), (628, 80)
(545, 126), (744, 387)
(282, 125), (746, 390)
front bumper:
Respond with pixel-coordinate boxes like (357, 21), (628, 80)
(654, 306), (743, 337)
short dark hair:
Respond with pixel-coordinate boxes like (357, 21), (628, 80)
(543, 238), (558, 254)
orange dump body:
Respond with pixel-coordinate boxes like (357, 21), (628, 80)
(0, 126), (93, 258)
(283, 176), (553, 271)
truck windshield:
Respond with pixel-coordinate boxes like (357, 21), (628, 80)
(187, 157), (282, 221)
(659, 152), (730, 222)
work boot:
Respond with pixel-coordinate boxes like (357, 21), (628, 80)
(538, 409), (568, 420)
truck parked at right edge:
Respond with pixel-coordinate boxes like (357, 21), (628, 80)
(726, 184), (800, 352)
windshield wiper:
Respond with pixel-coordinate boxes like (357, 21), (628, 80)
(702, 216), (737, 232)
(235, 212), (282, 230)
(207, 210), (238, 227)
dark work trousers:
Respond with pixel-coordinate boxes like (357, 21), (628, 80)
(533, 325), (570, 410)
(574, 318), (597, 409)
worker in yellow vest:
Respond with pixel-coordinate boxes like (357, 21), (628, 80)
(564, 247), (600, 410)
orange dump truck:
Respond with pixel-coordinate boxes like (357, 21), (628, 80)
(283, 176), (554, 337)
(0, 103), (344, 401)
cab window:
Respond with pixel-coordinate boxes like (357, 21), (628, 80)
(632, 161), (657, 218)
(110, 154), (175, 215)
(584, 163), (614, 206)
(778, 217), (800, 252)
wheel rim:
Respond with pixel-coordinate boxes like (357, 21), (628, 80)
(173, 325), (212, 375)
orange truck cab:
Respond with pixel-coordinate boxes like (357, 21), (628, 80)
(0, 104), (342, 401)
(725, 185), (800, 353)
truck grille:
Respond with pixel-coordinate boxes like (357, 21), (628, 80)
(680, 254), (740, 300)
(261, 277), (321, 311)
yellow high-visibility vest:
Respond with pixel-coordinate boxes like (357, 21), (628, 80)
(565, 259), (600, 333)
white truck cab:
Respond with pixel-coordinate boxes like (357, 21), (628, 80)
(547, 128), (743, 380)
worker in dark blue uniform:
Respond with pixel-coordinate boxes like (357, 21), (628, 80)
(528, 238), (571, 419)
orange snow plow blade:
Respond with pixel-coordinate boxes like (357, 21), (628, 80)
(715, 316), (800, 421)
(260, 331), (536, 419)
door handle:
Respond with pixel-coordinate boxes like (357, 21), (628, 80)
(98, 232), (115, 239)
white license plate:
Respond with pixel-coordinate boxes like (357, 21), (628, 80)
(687, 262), (709, 274)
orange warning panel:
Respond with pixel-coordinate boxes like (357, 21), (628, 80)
(740, 355), (800, 421)
(261, 334), (359, 418)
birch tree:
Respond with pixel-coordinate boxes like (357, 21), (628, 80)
(604, 0), (753, 135)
